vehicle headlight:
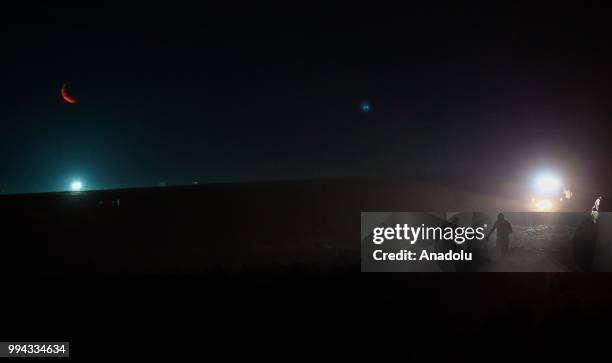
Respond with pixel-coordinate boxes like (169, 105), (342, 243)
(535, 199), (553, 211)
(536, 175), (561, 192)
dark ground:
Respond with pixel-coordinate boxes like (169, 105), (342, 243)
(1, 180), (610, 359)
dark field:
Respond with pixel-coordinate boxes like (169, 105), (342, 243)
(1, 180), (610, 358)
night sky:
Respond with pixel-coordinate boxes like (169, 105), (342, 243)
(2, 5), (611, 193)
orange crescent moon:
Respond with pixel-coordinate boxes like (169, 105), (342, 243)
(61, 83), (77, 104)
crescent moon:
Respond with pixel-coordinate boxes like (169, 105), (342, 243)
(61, 83), (77, 104)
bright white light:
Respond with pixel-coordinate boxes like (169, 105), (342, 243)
(536, 175), (561, 191)
(535, 199), (553, 211)
(70, 181), (83, 191)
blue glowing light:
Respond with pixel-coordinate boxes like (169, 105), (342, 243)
(70, 181), (83, 191)
(360, 100), (372, 113)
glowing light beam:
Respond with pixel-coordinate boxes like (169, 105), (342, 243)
(70, 181), (83, 191)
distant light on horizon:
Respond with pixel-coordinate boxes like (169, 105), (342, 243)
(71, 181), (83, 191)
(535, 199), (553, 211)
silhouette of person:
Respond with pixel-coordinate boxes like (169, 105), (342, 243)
(487, 213), (513, 258)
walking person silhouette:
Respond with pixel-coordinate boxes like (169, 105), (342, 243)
(487, 213), (513, 259)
